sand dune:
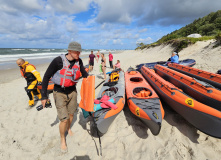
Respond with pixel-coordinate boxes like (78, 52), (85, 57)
(0, 40), (221, 160)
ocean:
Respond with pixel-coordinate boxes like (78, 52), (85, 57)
(0, 48), (117, 70)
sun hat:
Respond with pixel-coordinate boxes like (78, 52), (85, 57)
(68, 41), (82, 52)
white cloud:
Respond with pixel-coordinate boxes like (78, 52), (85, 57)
(138, 28), (148, 33)
(113, 39), (123, 45)
(136, 37), (153, 45)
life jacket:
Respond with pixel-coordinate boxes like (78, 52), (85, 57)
(103, 70), (120, 87)
(51, 54), (81, 88)
(109, 71), (119, 82)
(20, 62), (37, 82)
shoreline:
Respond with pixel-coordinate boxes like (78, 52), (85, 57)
(0, 50), (125, 84)
(0, 50), (125, 71)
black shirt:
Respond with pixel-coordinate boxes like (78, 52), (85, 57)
(41, 54), (88, 99)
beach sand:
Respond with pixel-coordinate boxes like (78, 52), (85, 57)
(0, 40), (221, 160)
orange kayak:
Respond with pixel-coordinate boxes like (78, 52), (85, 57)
(168, 63), (221, 90)
(125, 68), (164, 135)
(155, 65), (221, 111)
(141, 66), (221, 138)
(37, 80), (54, 93)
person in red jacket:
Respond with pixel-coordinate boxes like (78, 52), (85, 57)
(108, 52), (113, 68)
(41, 41), (88, 152)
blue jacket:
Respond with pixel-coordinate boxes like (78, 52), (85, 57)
(171, 55), (179, 63)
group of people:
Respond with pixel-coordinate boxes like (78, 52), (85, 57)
(17, 40), (178, 153)
(17, 41), (122, 153)
(88, 50), (121, 80)
(17, 42), (88, 152)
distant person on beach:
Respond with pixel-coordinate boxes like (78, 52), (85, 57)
(170, 52), (179, 63)
(101, 53), (107, 80)
(88, 50), (97, 72)
(16, 58), (42, 106)
(108, 52), (113, 68)
(168, 52), (179, 63)
(96, 51), (100, 63)
(113, 60), (121, 70)
(41, 41), (88, 152)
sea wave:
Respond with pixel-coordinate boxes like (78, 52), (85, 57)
(0, 48), (118, 70)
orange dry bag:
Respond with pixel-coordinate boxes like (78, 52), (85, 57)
(79, 75), (95, 112)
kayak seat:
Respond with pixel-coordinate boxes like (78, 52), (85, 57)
(128, 71), (137, 75)
(101, 87), (118, 97)
(130, 77), (143, 82)
(133, 87), (152, 97)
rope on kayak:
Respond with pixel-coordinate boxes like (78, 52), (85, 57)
(89, 112), (102, 156)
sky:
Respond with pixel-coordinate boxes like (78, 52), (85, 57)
(0, 0), (220, 49)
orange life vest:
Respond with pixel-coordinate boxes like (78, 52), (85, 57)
(51, 54), (81, 88)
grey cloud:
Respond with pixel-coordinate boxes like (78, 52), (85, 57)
(95, 0), (221, 26)
(139, 0), (221, 26)
(47, 0), (91, 14)
(0, 0), (42, 15)
(95, 0), (147, 24)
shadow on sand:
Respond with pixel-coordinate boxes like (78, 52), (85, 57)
(123, 101), (149, 139)
(70, 155), (91, 160)
(50, 105), (79, 128)
(162, 101), (200, 143)
(78, 108), (103, 156)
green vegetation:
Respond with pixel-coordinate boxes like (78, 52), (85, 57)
(136, 10), (221, 50)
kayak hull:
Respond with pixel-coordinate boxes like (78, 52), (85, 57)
(141, 66), (221, 138)
(168, 63), (221, 90)
(154, 65), (221, 111)
(136, 59), (196, 71)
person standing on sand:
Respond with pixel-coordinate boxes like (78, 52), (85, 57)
(96, 51), (100, 63)
(108, 52), (113, 68)
(40, 41), (88, 152)
(16, 58), (42, 106)
(88, 50), (97, 72)
(101, 53), (107, 80)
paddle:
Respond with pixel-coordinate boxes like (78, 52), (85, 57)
(95, 80), (105, 89)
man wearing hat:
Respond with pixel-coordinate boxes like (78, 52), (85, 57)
(170, 51), (179, 63)
(41, 41), (88, 152)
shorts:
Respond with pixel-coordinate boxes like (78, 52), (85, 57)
(53, 90), (77, 121)
(89, 61), (94, 66)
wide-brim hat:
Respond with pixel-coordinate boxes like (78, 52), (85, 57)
(68, 41), (82, 52)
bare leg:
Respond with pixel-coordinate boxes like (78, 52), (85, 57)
(102, 66), (106, 80)
(59, 120), (68, 151)
(67, 114), (74, 136)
